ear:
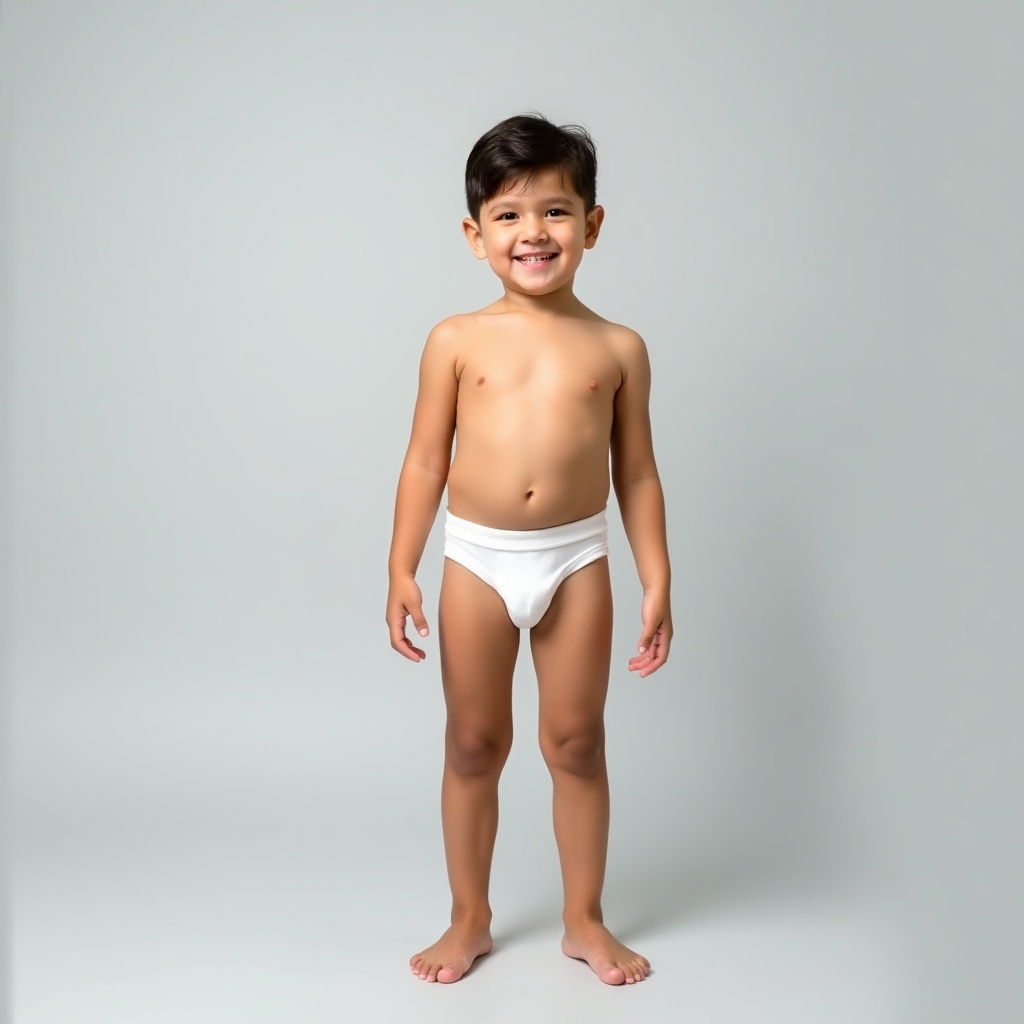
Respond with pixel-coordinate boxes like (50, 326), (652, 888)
(462, 217), (487, 260)
(584, 205), (605, 249)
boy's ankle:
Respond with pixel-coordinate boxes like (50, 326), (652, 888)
(563, 907), (604, 928)
(450, 905), (493, 926)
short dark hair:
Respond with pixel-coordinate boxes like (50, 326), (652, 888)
(465, 113), (597, 221)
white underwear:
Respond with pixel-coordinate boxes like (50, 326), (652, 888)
(443, 509), (609, 629)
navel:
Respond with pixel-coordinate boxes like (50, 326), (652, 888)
(525, 489), (535, 500)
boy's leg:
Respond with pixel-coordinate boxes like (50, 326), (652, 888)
(530, 557), (651, 985)
(410, 557), (520, 983)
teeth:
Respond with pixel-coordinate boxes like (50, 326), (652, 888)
(519, 255), (553, 262)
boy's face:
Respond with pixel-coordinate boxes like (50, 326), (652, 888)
(463, 167), (604, 298)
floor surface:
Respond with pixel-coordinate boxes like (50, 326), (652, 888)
(14, 798), (908, 1024)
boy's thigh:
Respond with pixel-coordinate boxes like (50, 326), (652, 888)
(529, 557), (612, 726)
(438, 557), (520, 721)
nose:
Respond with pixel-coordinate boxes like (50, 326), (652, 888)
(519, 214), (549, 243)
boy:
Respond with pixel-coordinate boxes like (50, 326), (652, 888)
(386, 113), (672, 986)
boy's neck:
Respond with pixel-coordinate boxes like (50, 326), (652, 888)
(497, 283), (587, 317)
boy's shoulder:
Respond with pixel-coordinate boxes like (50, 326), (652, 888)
(423, 309), (493, 347)
(430, 309), (486, 331)
(589, 319), (652, 382)
(423, 309), (647, 368)
(602, 318), (646, 346)
(418, 315), (471, 364)
(587, 315), (648, 361)
(562, 305), (648, 352)
(430, 306), (644, 337)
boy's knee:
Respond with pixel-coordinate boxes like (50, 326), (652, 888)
(540, 729), (605, 777)
(447, 727), (511, 777)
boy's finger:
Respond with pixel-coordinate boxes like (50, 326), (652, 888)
(409, 607), (430, 637)
(641, 640), (670, 676)
(400, 638), (427, 662)
(387, 616), (405, 646)
(389, 613), (422, 654)
(637, 627), (657, 654)
(389, 617), (426, 662)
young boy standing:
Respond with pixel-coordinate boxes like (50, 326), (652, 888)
(386, 114), (672, 986)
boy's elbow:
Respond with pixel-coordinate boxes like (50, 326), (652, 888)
(405, 451), (450, 482)
(612, 465), (660, 496)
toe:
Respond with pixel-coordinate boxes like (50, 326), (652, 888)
(436, 964), (460, 984)
(601, 964), (626, 985)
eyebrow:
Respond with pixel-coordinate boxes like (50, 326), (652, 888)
(489, 195), (577, 212)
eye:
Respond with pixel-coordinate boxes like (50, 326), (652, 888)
(546, 208), (567, 217)
(497, 211), (518, 221)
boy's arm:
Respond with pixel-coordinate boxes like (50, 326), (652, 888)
(386, 321), (459, 662)
(610, 330), (673, 678)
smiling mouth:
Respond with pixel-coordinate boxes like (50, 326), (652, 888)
(515, 253), (557, 263)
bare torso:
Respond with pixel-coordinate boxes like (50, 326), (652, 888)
(445, 306), (625, 530)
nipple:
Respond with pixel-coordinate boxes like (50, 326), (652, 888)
(588, 379), (599, 391)
(476, 376), (486, 385)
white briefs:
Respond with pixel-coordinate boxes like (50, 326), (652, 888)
(443, 509), (610, 629)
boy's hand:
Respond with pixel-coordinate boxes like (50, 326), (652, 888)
(628, 589), (672, 678)
(386, 574), (430, 662)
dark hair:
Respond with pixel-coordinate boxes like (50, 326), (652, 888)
(465, 113), (597, 221)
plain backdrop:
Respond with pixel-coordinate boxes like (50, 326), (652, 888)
(2, 2), (1021, 1023)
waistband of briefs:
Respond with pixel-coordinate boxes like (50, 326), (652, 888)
(444, 508), (608, 552)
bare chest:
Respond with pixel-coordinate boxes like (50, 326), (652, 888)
(458, 341), (621, 406)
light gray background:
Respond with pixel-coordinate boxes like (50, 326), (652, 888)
(3, 2), (1021, 1022)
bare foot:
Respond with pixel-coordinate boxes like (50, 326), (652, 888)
(409, 918), (493, 983)
(561, 918), (650, 985)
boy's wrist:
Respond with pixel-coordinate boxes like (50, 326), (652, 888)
(641, 578), (671, 597)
